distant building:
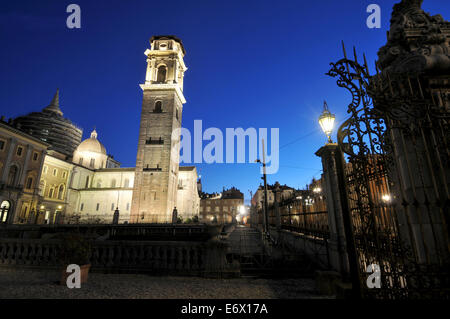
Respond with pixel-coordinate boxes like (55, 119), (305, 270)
(251, 183), (296, 211)
(200, 187), (244, 224)
(0, 118), (48, 224)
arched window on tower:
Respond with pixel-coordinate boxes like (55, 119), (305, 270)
(154, 101), (162, 113)
(157, 66), (167, 83)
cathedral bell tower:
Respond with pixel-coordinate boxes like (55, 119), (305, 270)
(130, 35), (187, 223)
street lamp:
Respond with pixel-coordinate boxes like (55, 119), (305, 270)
(319, 101), (336, 143)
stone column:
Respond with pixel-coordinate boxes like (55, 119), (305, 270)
(315, 144), (349, 274)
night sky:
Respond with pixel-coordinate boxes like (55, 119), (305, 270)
(1, 0), (448, 202)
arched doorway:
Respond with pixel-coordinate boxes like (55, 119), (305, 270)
(0, 200), (11, 223)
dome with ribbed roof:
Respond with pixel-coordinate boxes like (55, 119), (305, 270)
(73, 129), (108, 169)
(13, 89), (82, 157)
(76, 129), (107, 155)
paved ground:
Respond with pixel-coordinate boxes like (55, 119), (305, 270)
(0, 268), (331, 299)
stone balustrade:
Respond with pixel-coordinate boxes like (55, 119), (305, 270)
(0, 238), (238, 277)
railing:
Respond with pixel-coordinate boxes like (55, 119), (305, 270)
(262, 193), (329, 239)
(0, 238), (235, 276)
(279, 211), (330, 239)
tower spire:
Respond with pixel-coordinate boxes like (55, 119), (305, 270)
(43, 88), (63, 116)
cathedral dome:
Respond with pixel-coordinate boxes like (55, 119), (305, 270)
(75, 129), (107, 155)
(73, 129), (108, 169)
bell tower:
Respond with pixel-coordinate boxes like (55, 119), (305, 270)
(130, 35), (187, 223)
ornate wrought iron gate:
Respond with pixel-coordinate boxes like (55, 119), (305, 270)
(326, 40), (449, 298)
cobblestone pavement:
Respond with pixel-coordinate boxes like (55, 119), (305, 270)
(0, 268), (332, 299)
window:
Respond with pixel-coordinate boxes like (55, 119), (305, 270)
(90, 158), (95, 168)
(7, 166), (18, 186)
(111, 179), (116, 188)
(176, 108), (179, 120)
(43, 165), (48, 174)
(157, 66), (166, 83)
(79, 157), (83, 165)
(32, 152), (38, 161)
(111, 203), (115, 211)
(85, 176), (90, 188)
(52, 168), (57, 176)
(62, 171), (67, 179)
(97, 180), (102, 188)
(1, 200), (11, 223)
(126, 203), (130, 211)
(58, 185), (64, 200)
(154, 101), (162, 113)
(26, 177), (33, 189)
(96, 203), (100, 211)
(124, 178), (130, 188)
(16, 146), (23, 156)
(0, 140), (5, 151)
(145, 137), (164, 145)
(80, 203), (84, 211)
(39, 180), (46, 196)
(48, 188), (54, 198)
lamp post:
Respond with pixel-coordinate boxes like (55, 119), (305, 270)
(316, 101), (361, 298)
(318, 101), (336, 143)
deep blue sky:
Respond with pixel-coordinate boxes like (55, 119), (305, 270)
(1, 0), (448, 201)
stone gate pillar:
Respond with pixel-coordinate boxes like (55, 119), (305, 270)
(371, 0), (450, 264)
(315, 144), (349, 274)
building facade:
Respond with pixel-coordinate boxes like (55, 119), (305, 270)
(0, 119), (48, 224)
(37, 150), (73, 224)
(176, 166), (200, 220)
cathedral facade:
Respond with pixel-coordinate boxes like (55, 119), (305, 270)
(0, 35), (200, 225)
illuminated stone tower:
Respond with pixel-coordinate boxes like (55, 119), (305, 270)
(130, 36), (187, 223)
